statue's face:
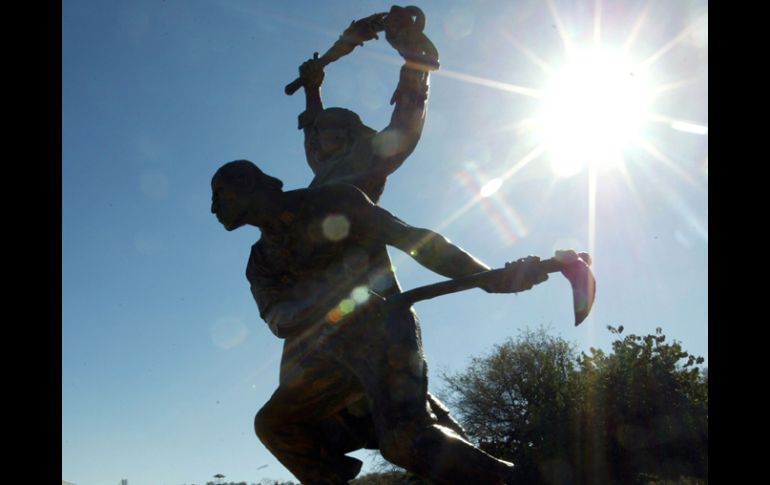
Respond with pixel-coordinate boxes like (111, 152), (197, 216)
(311, 116), (350, 163)
(211, 175), (251, 231)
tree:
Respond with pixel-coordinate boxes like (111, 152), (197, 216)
(441, 325), (708, 484)
(442, 326), (582, 484)
(576, 326), (707, 484)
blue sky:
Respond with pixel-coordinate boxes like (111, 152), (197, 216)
(62, 1), (707, 484)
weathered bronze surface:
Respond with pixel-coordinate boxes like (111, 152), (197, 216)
(211, 7), (588, 484)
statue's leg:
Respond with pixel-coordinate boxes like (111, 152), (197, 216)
(255, 351), (367, 485)
(338, 307), (517, 485)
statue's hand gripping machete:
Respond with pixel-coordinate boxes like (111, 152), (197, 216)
(392, 252), (596, 326)
(285, 6), (439, 96)
(284, 12), (387, 96)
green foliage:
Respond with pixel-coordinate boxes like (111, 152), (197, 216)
(442, 326), (581, 484)
(576, 326), (708, 483)
(441, 325), (708, 485)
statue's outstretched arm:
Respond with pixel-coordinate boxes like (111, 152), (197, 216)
(343, 186), (548, 294)
(341, 187), (490, 279)
(388, 221), (490, 280)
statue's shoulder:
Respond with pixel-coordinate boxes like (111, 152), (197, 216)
(304, 183), (370, 206)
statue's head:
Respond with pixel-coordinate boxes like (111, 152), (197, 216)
(211, 160), (283, 231)
(306, 108), (377, 173)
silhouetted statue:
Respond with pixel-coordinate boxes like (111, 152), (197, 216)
(211, 160), (554, 484)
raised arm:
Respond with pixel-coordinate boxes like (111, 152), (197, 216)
(370, 64), (429, 175)
(297, 54), (326, 173)
(370, 6), (439, 175)
(296, 14), (386, 172)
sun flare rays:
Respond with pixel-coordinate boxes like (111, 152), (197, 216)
(417, 1), (706, 296)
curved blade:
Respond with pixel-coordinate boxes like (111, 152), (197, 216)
(560, 257), (596, 326)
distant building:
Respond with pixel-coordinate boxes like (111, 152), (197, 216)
(120, 480), (128, 485)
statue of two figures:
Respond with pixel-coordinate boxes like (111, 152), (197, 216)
(210, 6), (595, 484)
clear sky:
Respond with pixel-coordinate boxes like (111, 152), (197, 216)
(62, 1), (707, 484)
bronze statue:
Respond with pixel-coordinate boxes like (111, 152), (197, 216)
(209, 7), (596, 483)
(210, 160), (593, 484)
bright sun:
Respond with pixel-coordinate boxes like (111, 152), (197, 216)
(539, 48), (652, 177)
